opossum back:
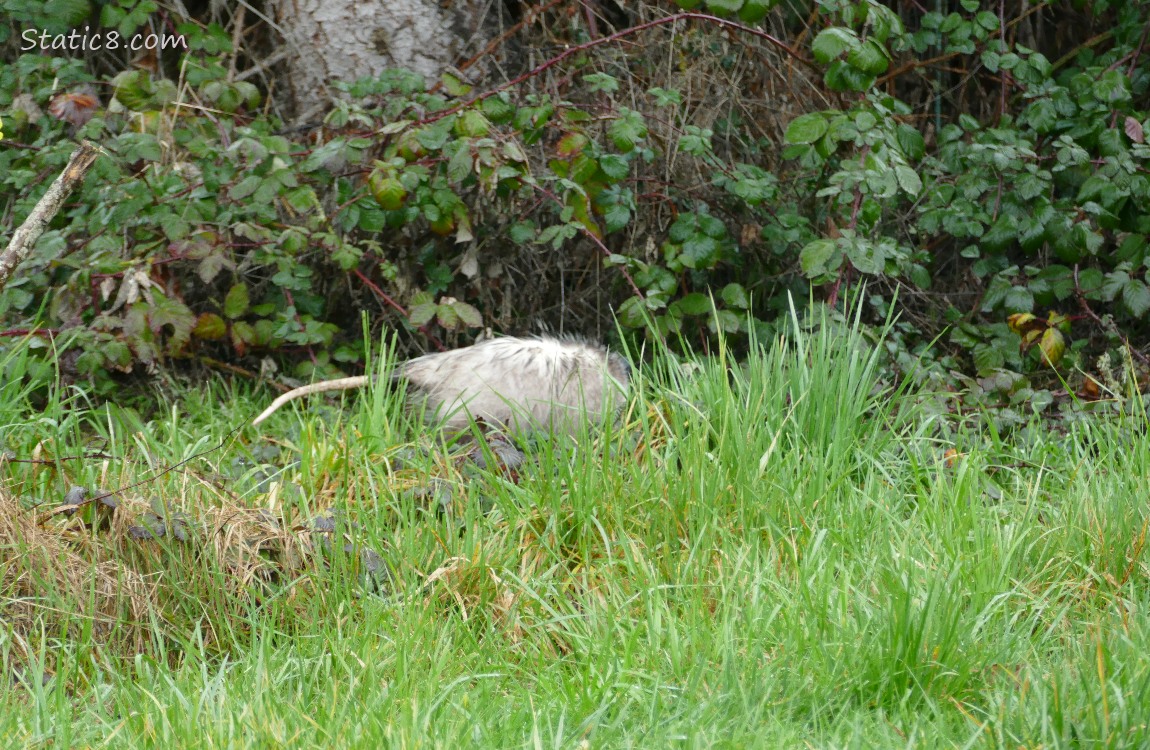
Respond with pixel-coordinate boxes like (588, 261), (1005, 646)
(400, 336), (629, 435)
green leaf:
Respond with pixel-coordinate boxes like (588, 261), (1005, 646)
(854, 111), (877, 131)
(379, 121), (413, 140)
(1122, 278), (1150, 317)
(193, 313), (227, 341)
(454, 110), (491, 138)
(648, 87), (684, 106)
(971, 342), (1006, 375)
(908, 264), (932, 288)
(447, 142), (473, 183)
(149, 293), (195, 353)
(284, 186), (320, 213)
(436, 304), (460, 329)
(738, 0), (774, 22)
(1076, 175), (1113, 204)
(481, 95), (515, 123)
(784, 113), (829, 145)
(556, 133), (589, 156)
(408, 302), (436, 326)
(230, 321), (255, 348)
(3, 286), (33, 311)
(509, 221), (537, 244)
(800, 239), (838, 276)
(1117, 234), (1147, 265)
(847, 39), (890, 75)
(669, 215), (697, 243)
(939, 13), (964, 33)
(1038, 327), (1065, 366)
(725, 168), (776, 204)
(975, 11), (999, 30)
(416, 119), (454, 151)
(75, 350), (106, 375)
(981, 276), (1012, 313)
(698, 214), (727, 239)
(824, 61), (876, 92)
(1077, 268), (1104, 298)
(452, 301), (483, 327)
(599, 154), (629, 180)
(1004, 285), (1034, 312)
(608, 109), (648, 153)
(111, 70), (153, 111)
(229, 175), (262, 201)
(720, 283), (749, 308)
(46, 0), (92, 27)
(224, 284), (249, 319)
(678, 126), (714, 156)
(102, 340), (132, 370)
(410, 290), (435, 307)
(894, 165), (922, 196)
(680, 235), (720, 268)
(369, 172), (407, 210)
(1018, 214), (1048, 251)
(330, 241), (363, 271)
(672, 292), (711, 317)
(602, 202), (631, 233)
(160, 213), (190, 241)
(583, 72), (620, 94)
(845, 238), (885, 275)
(196, 252), (227, 285)
(705, 0), (744, 17)
(1100, 270), (1127, 302)
(1026, 51), (1053, 79)
(1014, 173), (1048, 202)
(502, 141), (528, 164)
(1034, 266), (1075, 300)
(617, 296), (648, 328)
(439, 71), (472, 96)
(709, 309), (742, 333)
(811, 28), (859, 64)
(1093, 70), (1131, 104)
(895, 125), (926, 160)
(981, 215), (1017, 252)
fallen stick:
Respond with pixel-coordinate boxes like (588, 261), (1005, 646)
(0, 140), (101, 293)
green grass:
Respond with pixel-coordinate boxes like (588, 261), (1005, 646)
(3, 319), (1150, 748)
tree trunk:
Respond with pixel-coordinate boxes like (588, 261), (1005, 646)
(270, 0), (481, 121)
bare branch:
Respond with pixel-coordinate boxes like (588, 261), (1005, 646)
(0, 140), (101, 293)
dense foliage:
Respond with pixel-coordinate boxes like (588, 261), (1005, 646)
(1, 0), (1149, 413)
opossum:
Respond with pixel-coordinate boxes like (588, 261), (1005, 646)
(251, 336), (632, 436)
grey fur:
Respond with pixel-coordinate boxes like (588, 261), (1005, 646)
(251, 336), (631, 435)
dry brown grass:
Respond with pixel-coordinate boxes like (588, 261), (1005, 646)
(1, 487), (157, 668)
(0, 481), (338, 672)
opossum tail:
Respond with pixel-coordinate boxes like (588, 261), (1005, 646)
(251, 375), (371, 426)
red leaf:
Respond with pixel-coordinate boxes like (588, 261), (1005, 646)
(1125, 116), (1145, 144)
(48, 93), (99, 127)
